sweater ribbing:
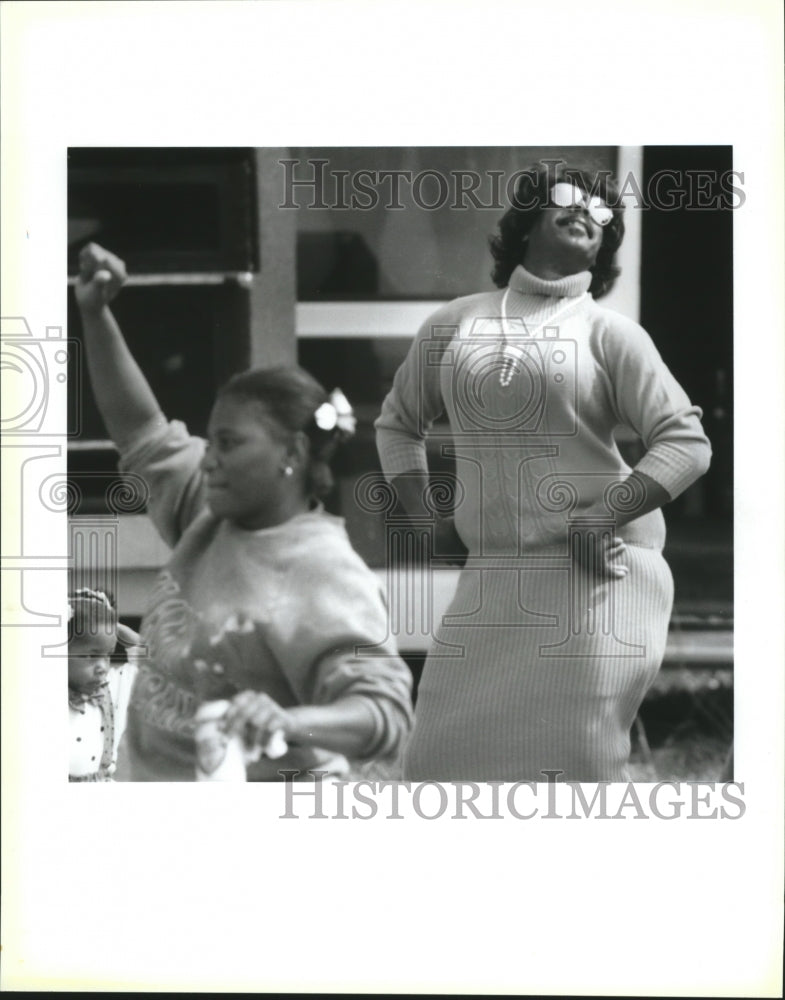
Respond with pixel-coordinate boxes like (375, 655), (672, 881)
(376, 266), (711, 780)
(375, 265), (711, 554)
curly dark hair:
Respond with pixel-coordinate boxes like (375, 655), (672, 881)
(489, 161), (625, 298)
(217, 365), (343, 500)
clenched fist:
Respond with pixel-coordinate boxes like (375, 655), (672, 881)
(74, 243), (127, 314)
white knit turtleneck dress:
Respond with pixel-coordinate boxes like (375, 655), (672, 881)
(375, 265), (711, 781)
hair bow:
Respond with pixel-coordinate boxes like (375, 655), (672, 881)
(313, 388), (357, 438)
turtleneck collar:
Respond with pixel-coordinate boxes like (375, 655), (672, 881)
(508, 264), (592, 299)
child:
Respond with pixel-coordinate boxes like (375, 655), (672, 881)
(68, 588), (140, 782)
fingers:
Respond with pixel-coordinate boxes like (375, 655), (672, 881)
(263, 730), (288, 760)
(222, 690), (290, 755)
(574, 535), (629, 580)
(77, 242), (127, 304)
(605, 537), (628, 578)
(194, 699), (232, 726)
(220, 690), (255, 735)
(116, 622), (141, 647)
(78, 242), (127, 282)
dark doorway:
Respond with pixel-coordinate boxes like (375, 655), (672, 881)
(640, 146), (733, 617)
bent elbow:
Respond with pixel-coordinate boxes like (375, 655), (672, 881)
(695, 437), (713, 480)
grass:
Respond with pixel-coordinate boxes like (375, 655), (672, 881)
(629, 731), (732, 782)
(629, 666), (733, 781)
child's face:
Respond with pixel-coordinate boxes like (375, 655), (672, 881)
(68, 629), (117, 693)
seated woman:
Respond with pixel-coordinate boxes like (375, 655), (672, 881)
(75, 243), (413, 781)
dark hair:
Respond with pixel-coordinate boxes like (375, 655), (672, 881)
(68, 588), (117, 641)
(217, 365), (341, 500)
(489, 161), (625, 298)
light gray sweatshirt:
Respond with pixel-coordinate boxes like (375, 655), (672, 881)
(116, 417), (413, 781)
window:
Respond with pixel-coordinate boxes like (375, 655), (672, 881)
(67, 148), (257, 512)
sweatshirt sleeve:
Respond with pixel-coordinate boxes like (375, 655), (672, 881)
(267, 539), (414, 761)
(374, 301), (458, 479)
(599, 311), (712, 500)
(116, 414), (207, 548)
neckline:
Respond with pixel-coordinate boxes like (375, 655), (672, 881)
(508, 263), (592, 299)
(499, 287), (589, 351)
(225, 503), (328, 537)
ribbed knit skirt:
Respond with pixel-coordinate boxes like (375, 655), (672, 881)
(403, 544), (674, 781)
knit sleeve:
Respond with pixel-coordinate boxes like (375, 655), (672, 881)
(598, 311), (712, 500)
(116, 414), (207, 548)
(267, 541), (414, 761)
(374, 301), (458, 478)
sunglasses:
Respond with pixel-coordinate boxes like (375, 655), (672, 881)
(550, 182), (614, 227)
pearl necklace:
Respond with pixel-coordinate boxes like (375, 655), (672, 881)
(498, 287), (588, 387)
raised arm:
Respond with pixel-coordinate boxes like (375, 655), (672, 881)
(74, 243), (208, 547)
(74, 243), (163, 445)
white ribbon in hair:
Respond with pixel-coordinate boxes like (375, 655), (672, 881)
(313, 388), (357, 437)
